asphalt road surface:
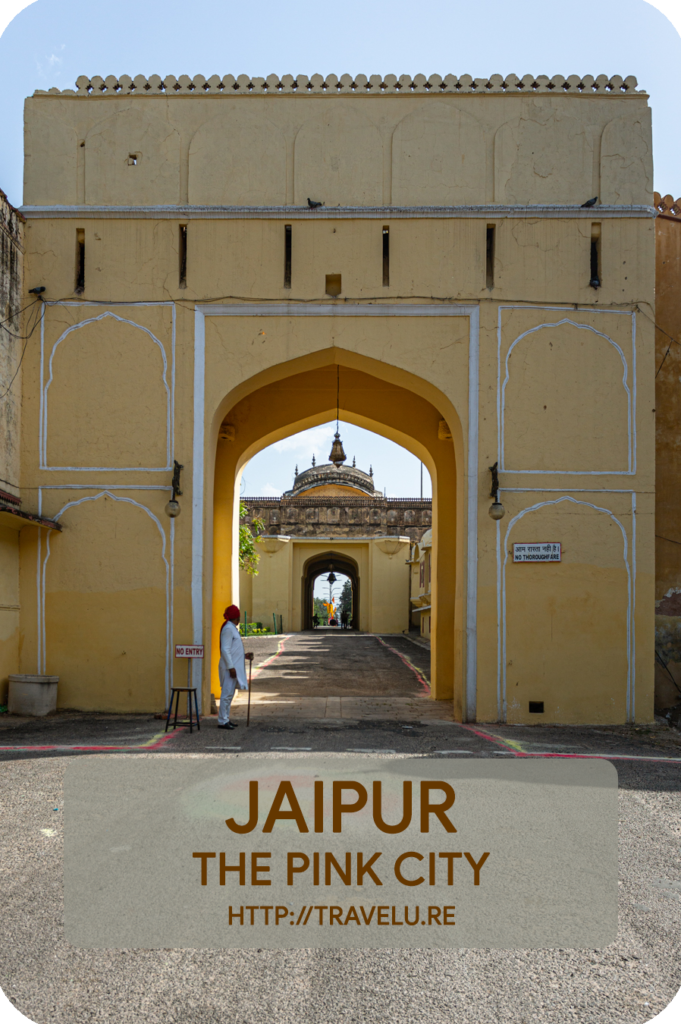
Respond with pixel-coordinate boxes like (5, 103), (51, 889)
(1, 632), (680, 1024)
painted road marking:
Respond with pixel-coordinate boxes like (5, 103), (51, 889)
(347, 748), (398, 754)
(455, 723), (681, 763)
(372, 636), (430, 694)
(433, 750), (475, 754)
(0, 728), (182, 753)
(271, 746), (312, 751)
(204, 746), (241, 751)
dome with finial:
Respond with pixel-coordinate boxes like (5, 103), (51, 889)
(284, 430), (382, 499)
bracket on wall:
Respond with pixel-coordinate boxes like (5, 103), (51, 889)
(489, 461), (500, 499)
(171, 460), (183, 501)
(488, 462), (505, 520)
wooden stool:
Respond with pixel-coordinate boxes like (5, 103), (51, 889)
(165, 687), (201, 733)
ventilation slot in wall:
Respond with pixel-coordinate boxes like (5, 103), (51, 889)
(382, 226), (390, 287)
(326, 274), (342, 297)
(590, 223), (601, 289)
(284, 224), (292, 289)
(486, 225), (495, 289)
(529, 701), (545, 714)
(75, 229), (85, 294)
(179, 224), (187, 288)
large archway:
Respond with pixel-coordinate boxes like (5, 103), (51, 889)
(303, 552), (360, 631)
(209, 349), (462, 712)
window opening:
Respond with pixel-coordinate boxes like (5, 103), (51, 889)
(486, 225), (495, 289)
(75, 229), (85, 294)
(589, 223), (601, 289)
(529, 701), (545, 714)
(325, 274), (342, 297)
(284, 225), (292, 289)
(179, 224), (187, 288)
(382, 226), (390, 286)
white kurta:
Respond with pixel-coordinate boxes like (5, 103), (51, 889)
(219, 621), (248, 692)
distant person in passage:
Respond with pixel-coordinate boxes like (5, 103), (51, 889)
(312, 613), (320, 629)
(218, 605), (253, 730)
(340, 609), (349, 630)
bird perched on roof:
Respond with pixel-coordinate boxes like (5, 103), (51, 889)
(307, 198), (324, 209)
(581, 197), (598, 208)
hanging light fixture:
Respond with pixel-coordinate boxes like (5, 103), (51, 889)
(165, 460), (183, 518)
(328, 365), (347, 468)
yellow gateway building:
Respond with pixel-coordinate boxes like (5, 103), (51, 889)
(0, 71), (654, 724)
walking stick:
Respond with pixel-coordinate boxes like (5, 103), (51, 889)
(247, 654), (253, 727)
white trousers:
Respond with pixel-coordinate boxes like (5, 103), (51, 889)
(218, 677), (237, 724)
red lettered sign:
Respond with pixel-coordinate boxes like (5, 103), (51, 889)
(175, 645), (204, 659)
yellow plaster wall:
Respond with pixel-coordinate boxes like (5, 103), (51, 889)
(0, 527), (20, 704)
(24, 89), (653, 208)
(246, 538), (412, 637)
(36, 490), (169, 712)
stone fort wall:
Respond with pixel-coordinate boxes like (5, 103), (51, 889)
(24, 73), (651, 208)
(241, 496), (432, 543)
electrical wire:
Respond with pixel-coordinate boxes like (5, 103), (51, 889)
(632, 305), (681, 378)
(0, 296), (40, 329)
(0, 302), (44, 401)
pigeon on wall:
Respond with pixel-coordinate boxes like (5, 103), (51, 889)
(307, 198), (323, 208)
(581, 197), (598, 208)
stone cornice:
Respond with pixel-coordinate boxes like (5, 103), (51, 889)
(20, 204), (656, 220)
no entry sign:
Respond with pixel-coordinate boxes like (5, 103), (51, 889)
(175, 645), (204, 658)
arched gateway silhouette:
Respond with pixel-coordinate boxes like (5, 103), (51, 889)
(209, 348), (463, 713)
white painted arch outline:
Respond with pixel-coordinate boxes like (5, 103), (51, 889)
(40, 310), (173, 471)
(498, 495), (634, 724)
(499, 316), (635, 475)
(38, 491), (172, 707)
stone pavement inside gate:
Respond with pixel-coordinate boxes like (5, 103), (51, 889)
(228, 632), (446, 723)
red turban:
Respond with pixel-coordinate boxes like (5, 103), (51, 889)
(223, 605), (240, 622)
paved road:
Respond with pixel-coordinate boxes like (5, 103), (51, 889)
(1, 633), (680, 1023)
(244, 632), (431, 698)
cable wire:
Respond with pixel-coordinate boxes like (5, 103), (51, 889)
(0, 302), (44, 401)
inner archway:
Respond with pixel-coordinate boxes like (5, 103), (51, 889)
(304, 553), (359, 631)
(210, 350), (462, 713)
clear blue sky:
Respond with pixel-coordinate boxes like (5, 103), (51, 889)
(241, 421), (432, 499)
(0, 0), (680, 207)
(1, 0), (678, 495)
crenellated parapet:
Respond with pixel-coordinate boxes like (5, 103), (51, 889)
(655, 192), (681, 218)
(35, 73), (644, 98)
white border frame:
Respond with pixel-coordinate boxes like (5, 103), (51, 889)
(37, 485), (174, 708)
(192, 302), (480, 718)
(39, 301), (176, 472)
(497, 306), (636, 475)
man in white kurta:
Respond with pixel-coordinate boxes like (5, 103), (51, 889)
(218, 605), (251, 729)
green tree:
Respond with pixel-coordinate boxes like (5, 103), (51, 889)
(339, 579), (353, 618)
(239, 502), (266, 575)
(313, 597), (328, 624)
